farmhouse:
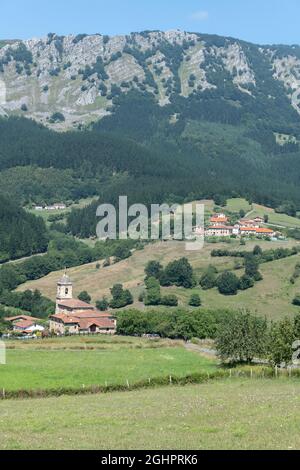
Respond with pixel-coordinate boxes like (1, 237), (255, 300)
(205, 225), (233, 237)
(49, 273), (116, 335)
(5, 315), (45, 335)
(240, 227), (275, 237)
(210, 213), (229, 225)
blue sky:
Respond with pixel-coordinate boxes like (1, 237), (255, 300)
(1, 0), (300, 45)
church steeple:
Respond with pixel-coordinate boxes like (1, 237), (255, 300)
(56, 271), (73, 301)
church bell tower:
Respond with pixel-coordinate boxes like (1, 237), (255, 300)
(56, 272), (73, 305)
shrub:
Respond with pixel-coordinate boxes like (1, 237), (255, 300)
(239, 275), (255, 291)
(50, 112), (65, 123)
(78, 291), (91, 304)
(160, 295), (178, 307)
(217, 271), (240, 296)
(189, 294), (202, 307)
(200, 265), (218, 290)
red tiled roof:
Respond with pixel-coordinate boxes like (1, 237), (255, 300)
(14, 320), (36, 329)
(67, 310), (113, 318)
(50, 313), (115, 330)
(50, 313), (79, 324)
(57, 299), (95, 309)
(256, 228), (274, 234)
(207, 225), (233, 230)
(210, 217), (228, 223)
(5, 315), (40, 323)
(78, 318), (115, 330)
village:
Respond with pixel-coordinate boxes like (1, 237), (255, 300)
(4, 273), (116, 338)
(204, 212), (281, 239)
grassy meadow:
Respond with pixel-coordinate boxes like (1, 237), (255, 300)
(0, 379), (299, 450)
(0, 338), (216, 392)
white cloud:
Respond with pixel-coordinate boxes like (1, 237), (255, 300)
(189, 10), (209, 21)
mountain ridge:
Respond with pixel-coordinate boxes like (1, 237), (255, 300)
(1, 30), (300, 130)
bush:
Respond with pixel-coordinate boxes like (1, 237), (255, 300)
(96, 297), (109, 311)
(78, 291), (91, 304)
(239, 275), (255, 291)
(109, 284), (133, 309)
(200, 265), (218, 290)
(160, 295), (178, 307)
(144, 277), (161, 306)
(189, 294), (202, 307)
(217, 271), (240, 296)
(292, 295), (300, 306)
(50, 112), (65, 123)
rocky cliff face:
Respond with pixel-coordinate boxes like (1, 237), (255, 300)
(0, 30), (300, 130)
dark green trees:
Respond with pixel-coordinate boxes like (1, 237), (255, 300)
(216, 271), (240, 295)
(109, 284), (133, 309)
(189, 294), (202, 307)
(78, 291), (91, 304)
(216, 311), (268, 363)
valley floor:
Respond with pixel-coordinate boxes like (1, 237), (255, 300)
(0, 379), (299, 450)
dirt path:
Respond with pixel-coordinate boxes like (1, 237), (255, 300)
(184, 342), (217, 358)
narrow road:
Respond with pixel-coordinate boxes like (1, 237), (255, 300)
(184, 342), (217, 357)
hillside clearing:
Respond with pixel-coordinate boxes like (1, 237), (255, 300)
(17, 239), (300, 319)
(0, 379), (299, 450)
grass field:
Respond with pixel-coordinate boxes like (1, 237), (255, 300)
(26, 197), (98, 226)
(223, 198), (252, 214)
(0, 342), (216, 392)
(251, 203), (300, 229)
(166, 251), (300, 320)
(17, 238), (300, 319)
(0, 379), (299, 450)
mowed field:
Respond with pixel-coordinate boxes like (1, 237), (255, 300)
(0, 379), (299, 450)
(0, 337), (216, 392)
(17, 238), (300, 319)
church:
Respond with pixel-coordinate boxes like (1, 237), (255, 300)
(49, 273), (116, 335)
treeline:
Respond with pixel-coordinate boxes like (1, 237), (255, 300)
(116, 308), (234, 340)
(0, 194), (48, 263)
(0, 290), (55, 319)
(216, 311), (300, 367)
(211, 245), (300, 263)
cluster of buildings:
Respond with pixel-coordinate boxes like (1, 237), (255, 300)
(205, 213), (277, 238)
(49, 273), (116, 335)
(4, 315), (45, 335)
(5, 274), (116, 337)
(34, 203), (67, 211)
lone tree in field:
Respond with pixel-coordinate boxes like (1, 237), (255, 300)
(145, 260), (163, 280)
(216, 311), (268, 364)
(217, 271), (240, 295)
(78, 291), (91, 304)
(268, 317), (295, 366)
(96, 297), (109, 311)
(189, 293), (202, 307)
(109, 284), (133, 309)
(144, 276), (161, 306)
(200, 265), (218, 290)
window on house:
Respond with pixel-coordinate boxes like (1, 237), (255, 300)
(65, 288), (68, 295)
